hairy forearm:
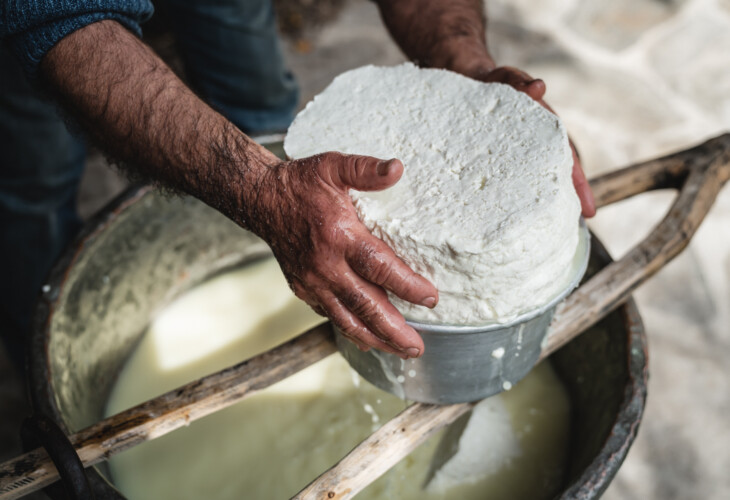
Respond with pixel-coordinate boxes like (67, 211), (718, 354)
(40, 20), (276, 227)
(375, 0), (495, 78)
(37, 20), (440, 356)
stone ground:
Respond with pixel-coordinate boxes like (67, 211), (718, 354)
(2, 0), (729, 498)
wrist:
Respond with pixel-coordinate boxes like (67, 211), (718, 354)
(218, 130), (281, 229)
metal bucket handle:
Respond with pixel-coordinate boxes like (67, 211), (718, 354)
(2, 134), (730, 500)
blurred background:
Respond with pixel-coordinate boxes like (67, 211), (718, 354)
(1, 0), (728, 498)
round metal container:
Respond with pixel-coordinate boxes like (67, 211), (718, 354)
(337, 221), (591, 404)
(28, 186), (646, 500)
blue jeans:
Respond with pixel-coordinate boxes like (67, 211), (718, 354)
(0, 0), (298, 370)
(0, 46), (86, 368)
(167, 0), (299, 133)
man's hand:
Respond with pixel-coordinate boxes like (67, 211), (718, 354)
(248, 153), (438, 358)
(375, 0), (596, 217)
(41, 21), (435, 358)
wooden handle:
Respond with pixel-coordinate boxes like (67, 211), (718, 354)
(292, 133), (730, 500)
(545, 132), (730, 355)
(0, 324), (337, 499)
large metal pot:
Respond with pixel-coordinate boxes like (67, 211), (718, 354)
(28, 185), (646, 499)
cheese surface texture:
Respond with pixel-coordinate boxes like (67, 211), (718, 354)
(284, 63), (581, 324)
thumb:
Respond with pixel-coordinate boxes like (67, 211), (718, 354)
(524, 79), (546, 101)
(328, 153), (404, 192)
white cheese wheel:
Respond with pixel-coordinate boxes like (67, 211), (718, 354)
(284, 63), (581, 325)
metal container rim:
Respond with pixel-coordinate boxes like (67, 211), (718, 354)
(406, 218), (590, 335)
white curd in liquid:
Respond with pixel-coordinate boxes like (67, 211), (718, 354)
(105, 258), (570, 500)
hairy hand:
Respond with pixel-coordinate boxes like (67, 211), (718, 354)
(40, 22), (435, 358)
(477, 66), (596, 217)
(375, 0), (593, 212)
(247, 152), (438, 358)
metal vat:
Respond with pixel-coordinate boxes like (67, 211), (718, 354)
(28, 185), (646, 499)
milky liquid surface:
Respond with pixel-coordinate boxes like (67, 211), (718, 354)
(105, 258), (571, 500)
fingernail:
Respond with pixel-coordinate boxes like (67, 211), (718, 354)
(377, 159), (394, 176)
(421, 296), (437, 308)
(406, 347), (420, 358)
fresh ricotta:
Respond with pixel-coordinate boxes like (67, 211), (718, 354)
(284, 63), (581, 325)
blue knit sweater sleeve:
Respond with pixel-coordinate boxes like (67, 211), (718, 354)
(1, 0), (154, 77)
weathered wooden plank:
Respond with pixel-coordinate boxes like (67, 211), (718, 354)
(545, 133), (730, 356)
(292, 403), (474, 500)
(0, 323), (336, 499)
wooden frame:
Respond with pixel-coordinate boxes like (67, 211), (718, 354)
(2, 133), (729, 500)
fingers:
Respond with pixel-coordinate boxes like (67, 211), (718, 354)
(321, 154), (439, 308)
(479, 66), (546, 100)
(572, 161), (596, 218)
(290, 282), (328, 317)
(347, 232), (438, 308)
(524, 79), (547, 101)
(336, 327), (372, 353)
(569, 141), (596, 218)
(320, 153), (404, 192)
(486, 68), (597, 218)
(541, 102), (596, 217)
(480, 66), (531, 85)
(292, 279), (372, 352)
(327, 296), (407, 357)
(322, 278), (425, 359)
(290, 258), (427, 357)
(477, 65), (548, 108)
(281, 152), (433, 357)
